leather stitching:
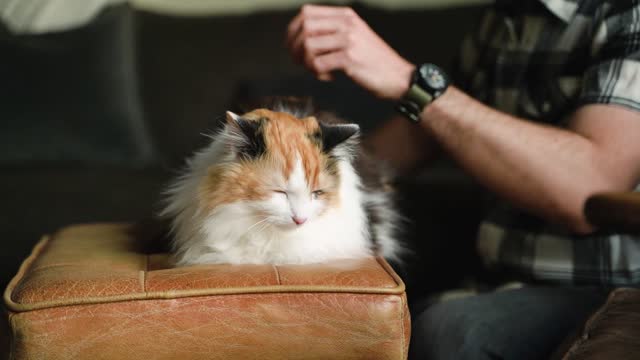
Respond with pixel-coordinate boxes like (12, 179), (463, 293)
(273, 265), (282, 286)
(4, 224), (407, 312)
(139, 254), (149, 292)
(400, 294), (407, 360)
(3, 235), (50, 311)
(8, 312), (16, 359)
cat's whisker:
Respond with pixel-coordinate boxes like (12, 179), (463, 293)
(252, 219), (273, 236)
(245, 217), (270, 233)
(239, 217), (275, 239)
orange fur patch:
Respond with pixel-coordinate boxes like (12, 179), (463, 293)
(245, 109), (321, 188)
(200, 109), (341, 211)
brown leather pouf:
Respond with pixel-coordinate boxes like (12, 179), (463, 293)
(4, 223), (409, 360)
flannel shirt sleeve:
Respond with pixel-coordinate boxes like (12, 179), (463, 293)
(579, 3), (640, 112)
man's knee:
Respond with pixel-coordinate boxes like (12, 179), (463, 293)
(409, 288), (607, 360)
(409, 297), (496, 360)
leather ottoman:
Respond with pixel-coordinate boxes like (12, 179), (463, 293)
(3, 223), (409, 360)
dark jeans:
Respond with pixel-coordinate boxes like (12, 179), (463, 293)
(409, 286), (609, 360)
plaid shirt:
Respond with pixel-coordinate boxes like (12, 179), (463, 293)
(458, 0), (640, 286)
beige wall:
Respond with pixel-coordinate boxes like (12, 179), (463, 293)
(1, 0), (489, 33)
(132, 0), (492, 15)
(0, 0), (125, 33)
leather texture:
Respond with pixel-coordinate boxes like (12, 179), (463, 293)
(4, 223), (409, 359)
(585, 192), (640, 233)
(561, 288), (640, 360)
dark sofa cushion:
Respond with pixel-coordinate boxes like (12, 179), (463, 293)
(0, 4), (155, 166)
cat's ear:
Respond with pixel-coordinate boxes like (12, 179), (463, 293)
(224, 111), (266, 159)
(319, 123), (360, 153)
(225, 111), (241, 124)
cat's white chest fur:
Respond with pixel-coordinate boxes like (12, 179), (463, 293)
(196, 165), (371, 265)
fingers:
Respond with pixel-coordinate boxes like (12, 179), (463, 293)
(300, 4), (355, 17)
(286, 5), (350, 45)
(305, 33), (348, 56)
(289, 19), (346, 62)
(286, 12), (304, 45)
(296, 32), (349, 70)
(290, 3), (356, 33)
(317, 73), (334, 82)
(312, 51), (349, 78)
(286, 5), (358, 61)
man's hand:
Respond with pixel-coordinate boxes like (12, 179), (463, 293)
(286, 4), (415, 100)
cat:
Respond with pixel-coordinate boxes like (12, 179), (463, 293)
(160, 98), (402, 266)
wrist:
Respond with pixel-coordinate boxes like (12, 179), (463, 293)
(421, 86), (475, 134)
(389, 61), (416, 100)
(421, 85), (451, 121)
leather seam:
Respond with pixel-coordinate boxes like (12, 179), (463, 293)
(273, 265), (282, 285)
(28, 263), (82, 272)
(400, 294), (407, 360)
(3, 235), (51, 313)
(4, 224), (407, 312)
(8, 311), (16, 359)
(375, 256), (405, 289)
(143, 254), (149, 292)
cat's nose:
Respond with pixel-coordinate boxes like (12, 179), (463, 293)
(292, 216), (307, 225)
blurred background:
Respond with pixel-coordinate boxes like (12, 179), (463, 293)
(0, 0), (490, 352)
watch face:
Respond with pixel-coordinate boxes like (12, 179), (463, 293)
(420, 64), (446, 90)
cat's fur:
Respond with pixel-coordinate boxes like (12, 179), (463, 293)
(160, 99), (402, 266)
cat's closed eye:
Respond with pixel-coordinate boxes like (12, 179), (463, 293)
(274, 190), (288, 197)
(311, 190), (324, 199)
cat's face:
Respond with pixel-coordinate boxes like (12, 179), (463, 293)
(200, 109), (358, 230)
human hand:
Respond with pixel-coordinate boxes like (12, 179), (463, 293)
(286, 4), (415, 100)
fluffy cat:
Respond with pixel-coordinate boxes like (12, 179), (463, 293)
(160, 99), (402, 266)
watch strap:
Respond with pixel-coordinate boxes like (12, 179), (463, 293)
(396, 84), (433, 122)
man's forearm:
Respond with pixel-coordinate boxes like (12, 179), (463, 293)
(419, 86), (617, 233)
(364, 115), (440, 174)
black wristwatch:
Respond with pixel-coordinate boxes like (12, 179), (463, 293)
(396, 63), (450, 122)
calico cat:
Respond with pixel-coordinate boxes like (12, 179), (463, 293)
(160, 99), (402, 266)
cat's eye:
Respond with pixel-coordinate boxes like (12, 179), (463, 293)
(311, 190), (324, 199)
(274, 190), (288, 197)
